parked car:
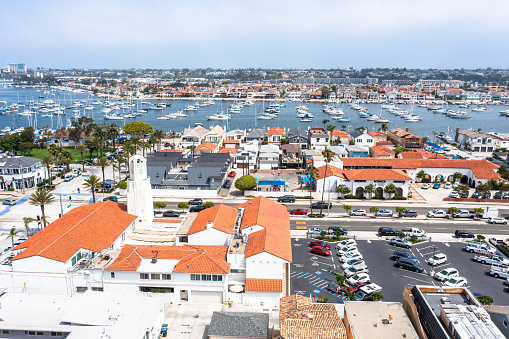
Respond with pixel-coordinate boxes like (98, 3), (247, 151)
(504, 192), (509, 199)
(344, 263), (369, 277)
(395, 258), (424, 273)
(311, 246), (331, 256)
(460, 191), (469, 198)
(390, 237), (412, 249)
(307, 227), (322, 234)
(391, 251), (417, 261)
(189, 205), (206, 212)
(399, 210), (418, 217)
(434, 268), (459, 282)
(340, 252), (363, 263)
(327, 281), (342, 294)
(188, 198), (203, 205)
(342, 259), (365, 270)
(346, 282), (365, 293)
(2, 198), (16, 206)
(454, 230), (473, 239)
(162, 210), (181, 217)
(464, 243), (496, 254)
(309, 240), (331, 250)
(471, 192), (481, 199)
(378, 227), (399, 236)
(433, 183), (441, 189)
(444, 182), (452, 189)
(336, 246), (359, 256)
(473, 255), (509, 266)
(290, 208), (308, 215)
(375, 209), (393, 217)
(228, 171), (236, 177)
(335, 239), (357, 249)
(100, 182), (112, 188)
(449, 191), (459, 198)
(426, 253), (447, 266)
(64, 175), (74, 182)
(421, 183), (431, 189)
(427, 209), (450, 218)
(104, 179), (117, 186)
(401, 227), (427, 237)
(328, 226), (348, 235)
(102, 196), (118, 202)
(311, 201), (332, 209)
(349, 209), (367, 216)
(443, 276), (467, 287)
(223, 180), (231, 189)
(494, 192), (503, 199)
(452, 209), (473, 218)
(277, 195), (296, 203)
(354, 283), (383, 301)
(488, 217), (508, 225)
(347, 273), (370, 286)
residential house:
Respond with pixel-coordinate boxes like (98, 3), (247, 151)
(207, 312), (269, 339)
(346, 145), (369, 158)
(281, 144), (302, 168)
(267, 127), (286, 144)
(328, 146), (349, 158)
(287, 128), (309, 150)
(399, 149), (447, 160)
(0, 156), (46, 190)
(455, 128), (496, 153)
(331, 130), (350, 145)
(246, 129), (266, 143)
(386, 128), (423, 148)
(369, 145), (395, 158)
(258, 144), (280, 170)
(195, 142), (218, 155)
(203, 126), (226, 146)
(181, 125), (209, 148)
(308, 127), (329, 150)
(350, 131), (375, 148)
(368, 131), (387, 143)
(233, 141), (259, 170)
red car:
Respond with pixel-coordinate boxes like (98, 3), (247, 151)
(309, 240), (331, 250)
(311, 246), (331, 256)
(347, 282), (365, 293)
(290, 208), (308, 215)
(228, 171), (236, 177)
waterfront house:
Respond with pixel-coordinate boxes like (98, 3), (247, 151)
(350, 130), (375, 148)
(257, 144), (280, 170)
(345, 145), (369, 158)
(246, 128), (266, 143)
(267, 127), (286, 145)
(331, 130), (351, 145)
(308, 127), (329, 150)
(181, 125), (209, 148)
(281, 144), (302, 168)
(0, 156), (46, 190)
(369, 145), (395, 158)
(287, 128), (309, 150)
(386, 128), (423, 148)
(455, 128), (496, 153)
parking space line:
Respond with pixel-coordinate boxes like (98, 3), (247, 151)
(290, 271), (346, 302)
(401, 274), (433, 284)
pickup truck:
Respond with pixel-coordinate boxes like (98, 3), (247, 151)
(489, 266), (509, 279)
(474, 255), (509, 266)
(401, 227), (427, 237)
(452, 210), (474, 218)
(464, 243), (496, 255)
(426, 210), (451, 218)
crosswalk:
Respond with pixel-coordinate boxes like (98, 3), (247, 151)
(290, 271), (346, 302)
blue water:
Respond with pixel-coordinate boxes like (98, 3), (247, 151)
(1, 86), (508, 137)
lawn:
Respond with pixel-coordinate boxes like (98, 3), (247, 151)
(29, 147), (115, 163)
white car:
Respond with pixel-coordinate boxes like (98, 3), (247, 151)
(307, 227), (322, 234)
(426, 209), (449, 218)
(421, 183), (431, 189)
(444, 182), (452, 189)
(448, 191), (459, 198)
(426, 253), (447, 266)
(349, 209), (367, 216)
(453, 182), (460, 188)
(340, 252), (363, 263)
(434, 268), (459, 282)
(347, 273), (370, 285)
(338, 249), (360, 258)
(342, 259), (365, 270)
(335, 240), (357, 249)
(488, 217), (508, 225)
(443, 276), (467, 287)
(344, 263), (369, 277)
(336, 245), (358, 255)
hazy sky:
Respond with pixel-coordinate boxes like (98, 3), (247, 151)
(2, 0), (509, 69)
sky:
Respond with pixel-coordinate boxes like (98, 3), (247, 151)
(2, 0), (509, 69)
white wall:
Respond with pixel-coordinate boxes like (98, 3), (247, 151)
(246, 252), (285, 279)
(152, 188), (219, 198)
(243, 190), (334, 199)
(243, 291), (281, 308)
(188, 228), (229, 246)
(12, 256), (66, 274)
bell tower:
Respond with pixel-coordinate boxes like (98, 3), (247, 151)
(126, 155), (154, 226)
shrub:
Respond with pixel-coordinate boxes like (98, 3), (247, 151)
(203, 201), (215, 209)
(153, 202), (166, 209)
(234, 175), (257, 191)
(372, 196), (385, 200)
(308, 213), (325, 218)
(7, 187), (14, 191)
(336, 274), (347, 286)
(395, 232), (405, 237)
(391, 196), (407, 200)
(317, 296), (328, 303)
(478, 295), (494, 305)
(344, 195), (365, 199)
(177, 202), (189, 211)
(116, 181), (127, 189)
(477, 234), (486, 240)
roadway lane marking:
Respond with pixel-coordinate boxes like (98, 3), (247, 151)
(296, 221), (306, 225)
(296, 226), (307, 230)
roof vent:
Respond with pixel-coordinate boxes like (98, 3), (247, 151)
(151, 257), (157, 264)
(109, 313), (119, 320)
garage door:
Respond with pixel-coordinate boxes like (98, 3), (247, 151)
(192, 291), (223, 303)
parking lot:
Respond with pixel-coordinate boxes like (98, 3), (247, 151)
(290, 237), (509, 304)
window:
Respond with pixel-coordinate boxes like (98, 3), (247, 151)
(191, 274), (222, 281)
(2, 330), (9, 334)
(76, 287), (87, 293)
(110, 272), (115, 278)
(198, 173), (202, 178)
(503, 319), (508, 329)
(162, 274), (171, 280)
(151, 274), (160, 280)
(91, 287), (104, 291)
(140, 273), (149, 280)
(51, 332), (64, 337)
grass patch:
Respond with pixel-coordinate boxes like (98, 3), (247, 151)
(30, 147), (115, 163)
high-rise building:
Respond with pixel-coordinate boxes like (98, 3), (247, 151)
(6, 63), (27, 74)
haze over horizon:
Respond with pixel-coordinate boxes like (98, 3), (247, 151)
(2, 0), (509, 70)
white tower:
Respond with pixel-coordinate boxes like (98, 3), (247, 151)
(126, 155), (154, 226)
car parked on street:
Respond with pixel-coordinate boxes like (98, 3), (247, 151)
(421, 183), (431, 189)
(223, 180), (231, 189)
(309, 240), (331, 250)
(328, 226), (348, 235)
(311, 246), (331, 256)
(378, 227), (399, 236)
(311, 201), (332, 209)
(2, 198), (16, 206)
(188, 198), (203, 205)
(452, 209), (473, 218)
(427, 209), (450, 218)
(401, 227), (427, 237)
(375, 209), (393, 217)
(307, 227), (323, 235)
(102, 196), (118, 202)
(162, 210), (181, 217)
(434, 268), (459, 282)
(390, 237), (412, 249)
(426, 253), (447, 266)
(228, 171), (236, 177)
(277, 195), (296, 203)
(455, 230), (475, 238)
(488, 217), (508, 225)
(398, 210), (418, 217)
(290, 208), (308, 215)
(443, 276), (467, 287)
(349, 209), (367, 216)
(64, 175), (74, 182)
(395, 258), (424, 273)
(189, 205), (206, 212)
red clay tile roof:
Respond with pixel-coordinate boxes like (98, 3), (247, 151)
(196, 142), (217, 152)
(376, 141), (394, 146)
(267, 127), (286, 137)
(159, 149), (185, 153)
(218, 148), (238, 154)
(12, 201), (137, 263)
(106, 244), (230, 274)
(370, 145), (394, 156)
(332, 130), (349, 138)
(245, 278), (282, 292)
(187, 204), (237, 236)
(317, 165), (412, 181)
(368, 131), (386, 137)
(236, 197), (292, 263)
(342, 158), (501, 180)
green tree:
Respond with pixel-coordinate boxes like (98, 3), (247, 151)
(343, 205), (352, 214)
(393, 146), (406, 156)
(447, 207), (459, 214)
(203, 201), (215, 209)
(336, 184), (351, 198)
(75, 143), (87, 171)
(152, 129), (166, 151)
(321, 86), (330, 99)
(475, 183), (491, 197)
(20, 126), (35, 143)
(364, 183), (376, 199)
(107, 124), (121, 151)
(234, 175), (257, 191)
(455, 184), (469, 196)
(123, 121), (154, 156)
(478, 295), (494, 305)
(320, 148), (334, 215)
(178, 202), (189, 212)
(384, 183), (397, 198)
(97, 156), (110, 194)
(0, 133), (22, 153)
(453, 172), (463, 183)
(23, 217), (35, 238)
(422, 136), (429, 143)
(28, 189), (55, 227)
(395, 207), (406, 213)
(153, 202), (166, 210)
(336, 274), (346, 286)
(370, 206), (379, 215)
(416, 170), (428, 182)
(7, 227), (23, 247)
(41, 155), (54, 187)
(378, 123), (389, 132)
(371, 292), (384, 301)
(322, 119), (330, 130)
(280, 137), (287, 145)
(430, 130), (438, 143)
(83, 175), (101, 203)
(305, 165), (319, 213)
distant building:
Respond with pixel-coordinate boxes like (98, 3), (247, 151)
(207, 312), (269, 339)
(6, 63), (27, 74)
(308, 127), (329, 150)
(0, 156), (46, 190)
(369, 145), (395, 158)
(350, 131), (375, 148)
(386, 128), (423, 148)
(455, 128), (497, 153)
(287, 128), (309, 150)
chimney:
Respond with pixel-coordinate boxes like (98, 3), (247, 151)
(477, 128), (482, 133)
(406, 128), (409, 132)
(206, 221), (213, 230)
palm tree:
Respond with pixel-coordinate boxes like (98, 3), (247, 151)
(22, 217), (35, 238)
(147, 135), (157, 154)
(305, 165), (319, 214)
(83, 175), (101, 203)
(152, 129), (166, 151)
(430, 131), (438, 144)
(29, 189), (55, 227)
(41, 155), (54, 187)
(326, 124), (336, 145)
(320, 148), (334, 215)
(60, 149), (73, 171)
(378, 123), (389, 132)
(107, 124), (120, 151)
(97, 156), (110, 194)
(168, 131), (177, 146)
(90, 137), (102, 159)
(341, 125), (346, 131)
(75, 143), (88, 171)
(322, 119), (330, 130)
(130, 137), (141, 155)
(7, 227), (23, 247)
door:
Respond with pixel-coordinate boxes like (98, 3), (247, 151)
(180, 290), (188, 301)
(191, 291), (223, 303)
